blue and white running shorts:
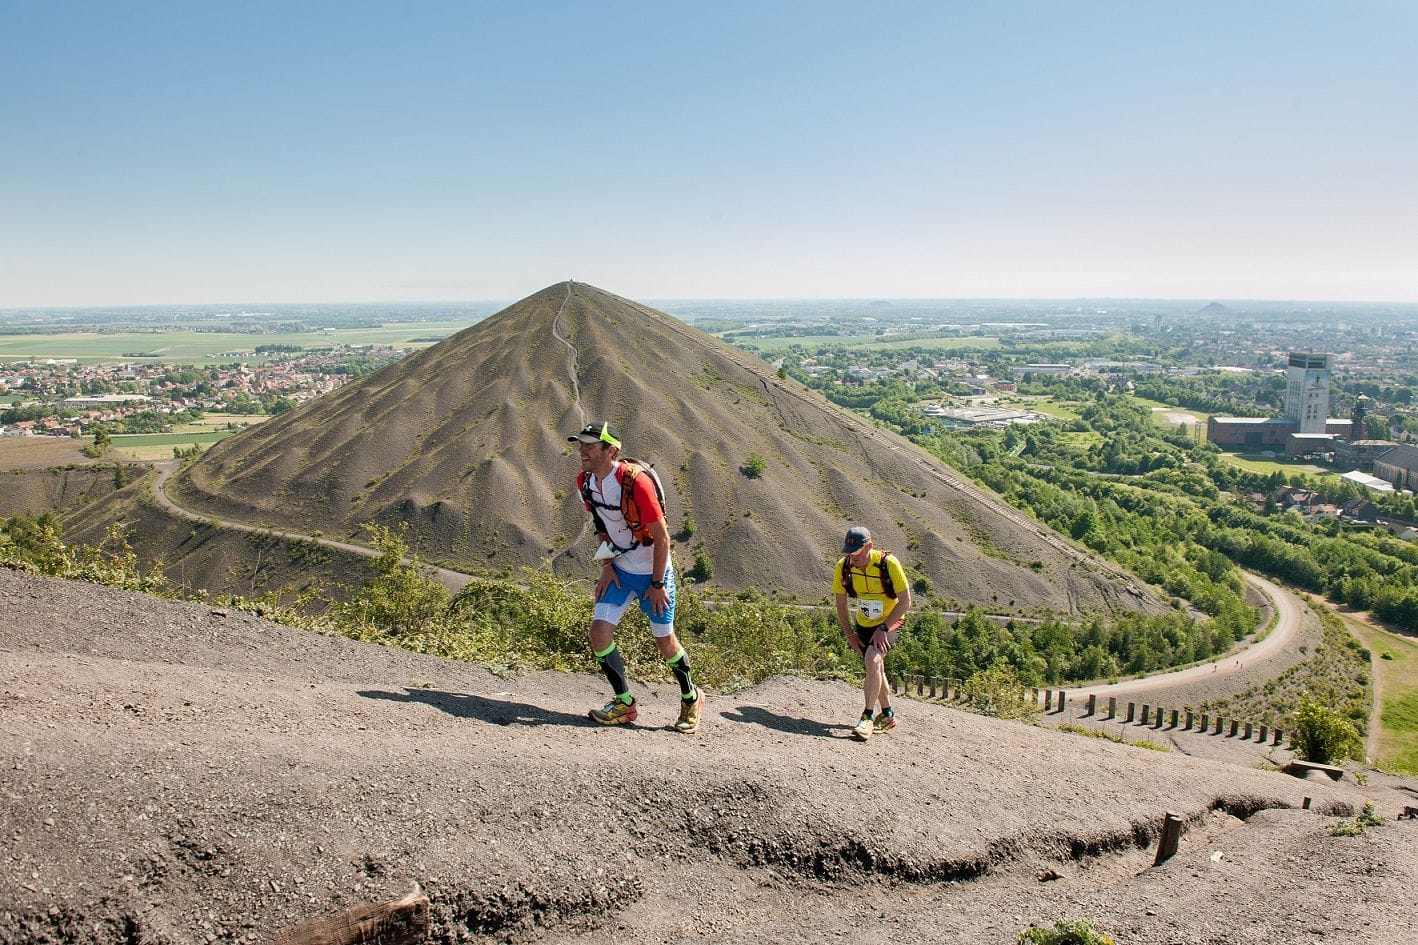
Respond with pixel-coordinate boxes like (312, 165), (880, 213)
(593, 564), (677, 636)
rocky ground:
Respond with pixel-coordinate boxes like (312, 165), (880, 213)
(3, 566), (1416, 945)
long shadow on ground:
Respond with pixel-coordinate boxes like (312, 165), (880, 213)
(720, 705), (848, 739)
(360, 688), (593, 728)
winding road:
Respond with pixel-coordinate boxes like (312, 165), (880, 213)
(1063, 571), (1303, 700)
(149, 460), (476, 593)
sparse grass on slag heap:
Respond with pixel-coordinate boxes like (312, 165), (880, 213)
(1057, 722), (1169, 753)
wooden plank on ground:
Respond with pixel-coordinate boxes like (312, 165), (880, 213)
(272, 884), (429, 945)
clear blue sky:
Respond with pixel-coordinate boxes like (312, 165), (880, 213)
(3, 1), (1415, 306)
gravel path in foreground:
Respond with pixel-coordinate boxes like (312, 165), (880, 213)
(3, 567), (1416, 945)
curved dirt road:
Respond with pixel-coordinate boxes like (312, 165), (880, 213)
(149, 460), (475, 593)
(1064, 571), (1302, 700)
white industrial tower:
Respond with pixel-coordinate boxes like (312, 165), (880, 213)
(1285, 352), (1331, 435)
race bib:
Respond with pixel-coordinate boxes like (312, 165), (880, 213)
(855, 599), (885, 621)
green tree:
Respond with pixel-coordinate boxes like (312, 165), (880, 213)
(1293, 695), (1363, 764)
(688, 545), (713, 582)
(334, 525), (451, 640)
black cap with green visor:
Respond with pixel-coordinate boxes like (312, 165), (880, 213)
(568, 421), (621, 450)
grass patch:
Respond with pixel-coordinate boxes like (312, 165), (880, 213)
(170, 414), (268, 433)
(1344, 616), (1418, 775)
(1057, 431), (1104, 449)
(111, 430), (241, 461)
(1057, 722), (1170, 752)
(1134, 399), (1207, 427)
(1214, 451), (1335, 480)
(1004, 397), (1082, 421)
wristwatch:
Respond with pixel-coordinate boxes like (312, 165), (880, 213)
(650, 579), (666, 589)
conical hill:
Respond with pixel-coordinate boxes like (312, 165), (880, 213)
(174, 282), (1157, 613)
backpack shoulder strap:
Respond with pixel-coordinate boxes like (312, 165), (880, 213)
(577, 469), (612, 541)
(877, 550), (897, 599)
(840, 556), (857, 598)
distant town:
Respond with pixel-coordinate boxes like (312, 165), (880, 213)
(0, 345), (409, 439)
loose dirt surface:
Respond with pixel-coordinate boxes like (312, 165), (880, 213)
(3, 567), (1417, 945)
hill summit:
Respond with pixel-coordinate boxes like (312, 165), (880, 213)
(174, 282), (1154, 612)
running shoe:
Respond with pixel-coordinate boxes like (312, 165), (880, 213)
(851, 711), (874, 741)
(589, 698), (637, 726)
(674, 689), (703, 734)
(874, 709), (897, 733)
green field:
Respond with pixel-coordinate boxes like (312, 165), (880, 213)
(1011, 397), (1082, 421)
(734, 333), (1002, 354)
(1058, 431), (1104, 448)
(1216, 451), (1335, 480)
(0, 321), (472, 365)
(1345, 617), (1418, 774)
(111, 430), (242, 460)
(1133, 398), (1207, 427)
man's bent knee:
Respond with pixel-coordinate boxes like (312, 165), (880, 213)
(589, 620), (616, 650)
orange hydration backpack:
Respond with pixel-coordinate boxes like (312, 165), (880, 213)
(578, 458), (667, 554)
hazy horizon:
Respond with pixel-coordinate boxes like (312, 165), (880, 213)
(4, 2), (1415, 307)
(8, 292), (1418, 322)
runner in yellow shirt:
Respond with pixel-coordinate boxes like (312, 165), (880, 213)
(832, 526), (911, 741)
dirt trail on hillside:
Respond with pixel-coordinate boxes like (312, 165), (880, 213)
(4, 568), (1417, 945)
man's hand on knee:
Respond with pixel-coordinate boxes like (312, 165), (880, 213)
(595, 563), (620, 599)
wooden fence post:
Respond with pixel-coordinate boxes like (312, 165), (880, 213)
(1087, 694), (1097, 717)
(1126, 702), (1136, 723)
(1153, 812), (1184, 866)
(1185, 710), (1194, 730)
(1107, 696), (1117, 720)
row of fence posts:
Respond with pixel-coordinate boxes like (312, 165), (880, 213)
(888, 674), (1287, 748)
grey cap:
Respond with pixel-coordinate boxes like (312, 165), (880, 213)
(843, 526), (871, 553)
